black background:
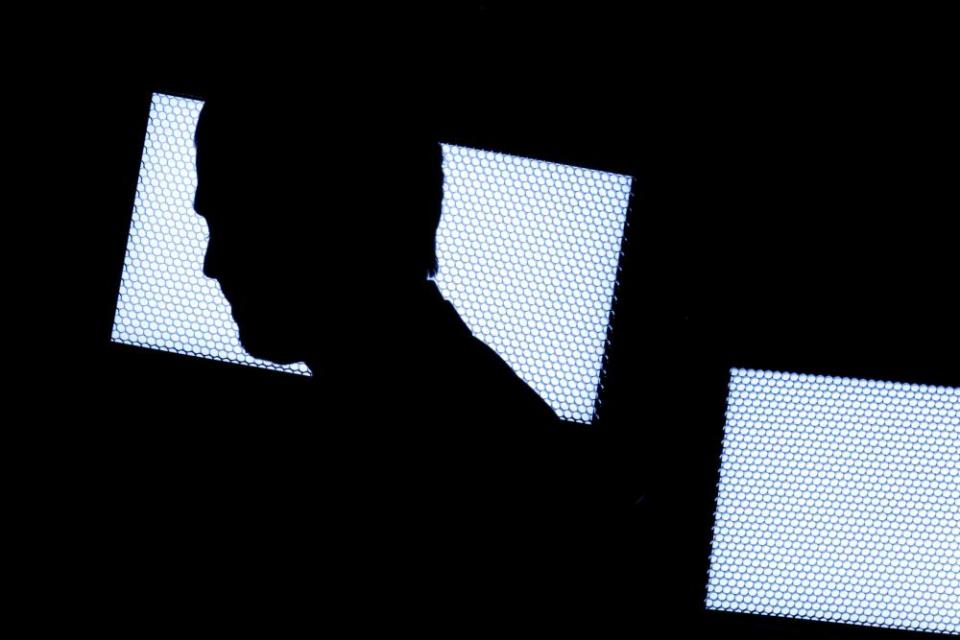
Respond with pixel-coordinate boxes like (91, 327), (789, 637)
(24, 4), (958, 637)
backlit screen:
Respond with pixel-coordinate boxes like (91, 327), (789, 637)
(707, 368), (959, 635)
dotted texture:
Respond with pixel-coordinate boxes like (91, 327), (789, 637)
(436, 145), (631, 423)
(707, 368), (960, 635)
(112, 94), (311, 375)
(113, 94), (632, 422)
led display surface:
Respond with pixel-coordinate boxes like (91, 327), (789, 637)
(112, 93), (632, 423)
(707, 368), (960, 635)
(435, 145), (631, 423)
(112, 94), (308, 375)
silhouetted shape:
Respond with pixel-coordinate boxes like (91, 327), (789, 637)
(191, 89), (601, 598)
(194, 89), (559, 419)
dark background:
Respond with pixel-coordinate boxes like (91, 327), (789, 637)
(25, 5), (958, 637)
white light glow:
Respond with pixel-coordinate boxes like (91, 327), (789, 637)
(707, 368), (960, 635)
(436, 145), (631, 423)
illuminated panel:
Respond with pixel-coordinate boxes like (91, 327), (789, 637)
(112, 94), (310, 374)
(113, 93), (633, 422)
(436, 146), (631, 423)
(707, 368), (960, 635)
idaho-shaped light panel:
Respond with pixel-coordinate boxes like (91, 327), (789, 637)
(113, 93), (633, 424)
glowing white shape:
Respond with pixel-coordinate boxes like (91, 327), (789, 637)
(112, 93), (310, 375)
(435, 145), (631, 423)
(707, 368), (960, 635)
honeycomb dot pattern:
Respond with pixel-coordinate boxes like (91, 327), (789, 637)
(435, 145), (632, 423)
(706, 368), (960, 635)
(112, 94), (312, 375)
(112, 93), (633, 423)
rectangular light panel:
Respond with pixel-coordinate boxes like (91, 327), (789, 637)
(707, 368), (960, 635)
(112, 93), (632, 423)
